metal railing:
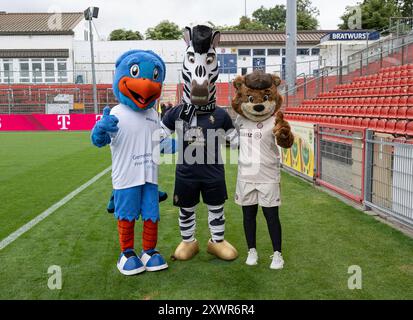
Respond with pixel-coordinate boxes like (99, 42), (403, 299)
(284, 31), (413, 108)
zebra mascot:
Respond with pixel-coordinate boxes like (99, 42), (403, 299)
(161, 24), (238, 261)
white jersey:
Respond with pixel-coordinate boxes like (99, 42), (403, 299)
(235, 115), (281, 184)
(109, 104), (160, 190)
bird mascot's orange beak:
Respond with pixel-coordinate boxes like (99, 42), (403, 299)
(118, 77), (162, 109)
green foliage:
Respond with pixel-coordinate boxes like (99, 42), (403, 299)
(145, 20), (182, 40)
(216, 0), (319, 31)
(338, 0), (410, 30)
(109, 29), (143, 41)
(296, 0), (320, 30)
(252, 5), (287, 30)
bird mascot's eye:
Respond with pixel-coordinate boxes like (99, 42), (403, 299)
(187, 53), (195, 64)
(206, 54), (215, 65)
(248, 96), (254, 103)
(263, 95), (269, 102)
(153, 68), (159, 80)
(130, 64), (140, 78)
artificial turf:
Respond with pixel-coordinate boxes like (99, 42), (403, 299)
(0, 131), (412, 299)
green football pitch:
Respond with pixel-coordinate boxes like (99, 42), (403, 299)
(0, 131), (412, 300)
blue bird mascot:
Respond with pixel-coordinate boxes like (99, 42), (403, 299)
(91, 50), (174, 276)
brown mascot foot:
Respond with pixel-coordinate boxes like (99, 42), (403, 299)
(207, 239), (238, 261)
(172, 239), (200, 261)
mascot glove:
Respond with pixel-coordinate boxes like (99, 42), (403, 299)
(160, 137), (177, 154)
(91, 106), (119, 148)
(97, 106), (119, 133)
(273, 111), (294, 149)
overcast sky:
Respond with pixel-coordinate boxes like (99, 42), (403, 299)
(1, 0), (360, 38)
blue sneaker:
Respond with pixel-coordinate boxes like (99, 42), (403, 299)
(117, 249), (146, 276)
(140, 249), (168, 272)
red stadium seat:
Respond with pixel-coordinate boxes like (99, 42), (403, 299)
(380, 107), (390, 118)
(395, 120), (408, 134)
(399, 96), (408, 106)
(384, 120), (397, 133)
(398, 107), (408, 118)
(377, 119), (387, 132)
(406, 107), (413, 120)
(372, 107), (382, 118)
(406, 121), (413, 136)
(361, 118), (370, 127)
(408, 96), (413, 107)
(388, 107), (398, 118)
(369, 118), (379, 129)
(366, 107), (375, 117)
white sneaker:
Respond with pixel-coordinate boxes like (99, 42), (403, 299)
(245, 248), (258, 266)
(270, 251), (284, 270)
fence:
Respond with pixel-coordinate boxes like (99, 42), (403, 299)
(284, 123), (413, 227)
(364, 131), (413, 226)
(315, 124), (365, 203)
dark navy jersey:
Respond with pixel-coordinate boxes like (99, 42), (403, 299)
(162, 105), (234, 182)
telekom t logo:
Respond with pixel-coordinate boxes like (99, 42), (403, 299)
(57, 115), (70, 130)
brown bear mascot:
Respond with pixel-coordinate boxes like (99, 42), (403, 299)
(231, 70), (294, 269)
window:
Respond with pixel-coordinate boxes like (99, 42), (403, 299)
(282, 48), (286, 56)
(241, 68), (248, 75)
(57, 59), (68, 82)
(19, 59), (30, 83)
(253, 49), (266, 56)
(32, 59), (42, 83)
(297, 48), (310, 56)
(311, 48), (320, 55)
(238, 49), (251, 56)
(267, 49), (280, 56)
(45, 59), (55, 83)
(218, 54), (237, 74)
(2, 59), (13, 83)
(253, 57), (266, 72)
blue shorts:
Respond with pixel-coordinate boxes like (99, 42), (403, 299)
(114, 183), (159, 222)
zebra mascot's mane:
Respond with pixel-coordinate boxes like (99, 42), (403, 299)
(182, 24), (220, 113)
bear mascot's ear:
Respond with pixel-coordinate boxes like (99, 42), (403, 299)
(272, 74), (282, 87)
(233, 75), (245, 91)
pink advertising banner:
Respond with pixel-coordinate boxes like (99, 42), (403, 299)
(0, 114), (103, 131)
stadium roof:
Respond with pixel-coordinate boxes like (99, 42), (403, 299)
(220, 30), (334, 46)
(0, 12), (84, 35)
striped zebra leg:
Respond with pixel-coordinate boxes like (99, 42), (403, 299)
(207, 204), (225, 243)
(179, 206), (197, 242)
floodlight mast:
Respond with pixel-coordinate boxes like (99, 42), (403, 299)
(286, 0), (297, 95)
(84, 7), (99, 114)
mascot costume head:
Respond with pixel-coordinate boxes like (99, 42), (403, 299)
(232, 70), (294, 148)
(181, 24), (220, 113)
(113, 50), (166, 111)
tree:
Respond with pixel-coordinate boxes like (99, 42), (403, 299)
(145, 20), (182, 40)
(397, 0), (413, 16)
(339, 0), (400, 30)
(296, 0), (320, 30)
(251, 1), (319, 31)
(252, 5), (287, 30)
(109, 29), (143, 41)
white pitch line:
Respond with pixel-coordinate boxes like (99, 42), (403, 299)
(0, 166), (112, 251)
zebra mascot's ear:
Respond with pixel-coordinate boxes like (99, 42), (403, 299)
(183, 27), (192, 46)
(211, 31), (220, 49)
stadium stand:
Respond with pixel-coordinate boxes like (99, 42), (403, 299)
(284, 63), (413, 137)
